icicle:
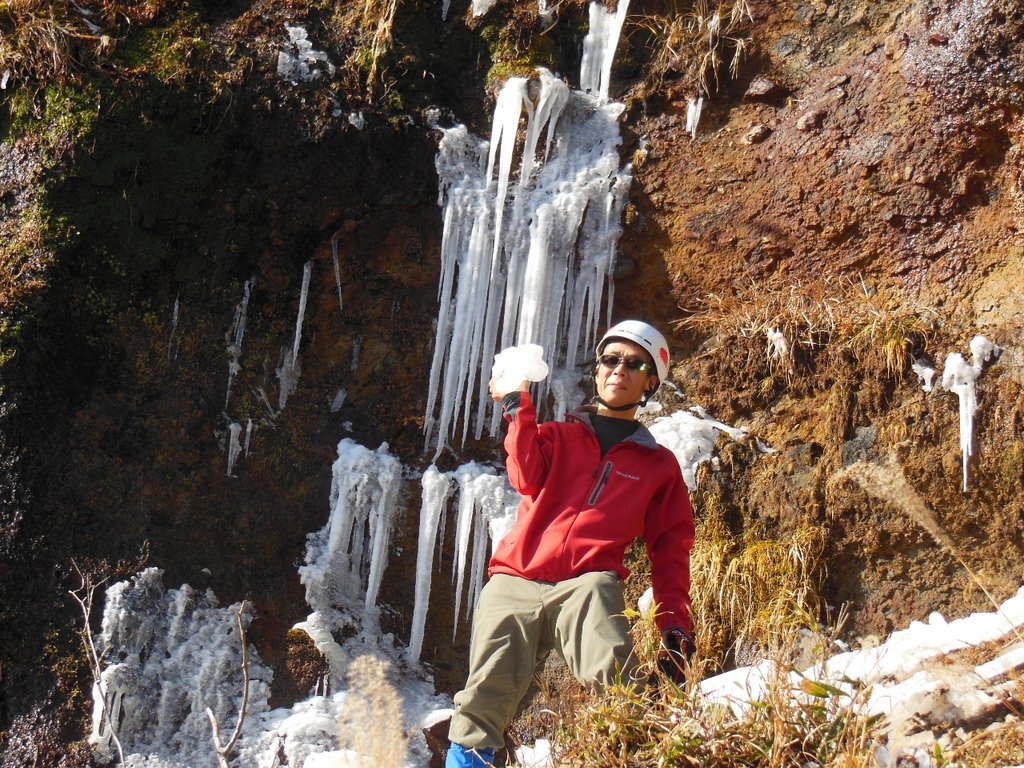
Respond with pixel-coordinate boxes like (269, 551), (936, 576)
(330, 387), (347, 412)
(426, 57), (631, 454)
(298, 439), (402, 621)
(407, 467), (455, 663)
(940, 335), (1001, 492)
(451, 465), (483, 638)
(167, 294), (180, 361)
(243, 418), (254, 457)
(686, 96), (704, 139)
(331, 232), (344, 315)
(580, 0), (631, 101)
(276, 261), (312, 411)
(225, 278), (253, 410)
(226, 422), (243, 477)
(350, 335), (362, 372)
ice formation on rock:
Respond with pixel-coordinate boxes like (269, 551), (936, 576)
(89, 568), (272, 766)
(940, 334), (1000, 491)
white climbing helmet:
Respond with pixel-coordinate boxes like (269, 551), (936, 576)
(596, 319), (670, 386)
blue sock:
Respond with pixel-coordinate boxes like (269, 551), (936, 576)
(445, 741), (497, 767)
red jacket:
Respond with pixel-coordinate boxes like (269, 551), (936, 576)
(488, 391), (695, 633)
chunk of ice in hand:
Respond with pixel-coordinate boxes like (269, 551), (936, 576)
(491, 344), (549, 393)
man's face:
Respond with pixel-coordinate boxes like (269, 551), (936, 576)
(595, 339), (658, 411)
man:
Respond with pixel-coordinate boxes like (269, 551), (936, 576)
(445, 320), (696, 768)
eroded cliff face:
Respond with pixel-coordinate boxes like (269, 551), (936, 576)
(619, 0), (1024, 642)
(0, 0), (1021, 760)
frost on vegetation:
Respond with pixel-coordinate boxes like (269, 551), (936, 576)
(940, 334), (1001, 492)
(407, 462), (519, 663)
(426, 7), (634, 454)
(89, 568), (272, 767)
(348, 112), (365, 130)
(277, 26), (336, 83)
(766, 326), (788, 360)
(912, 356), (936, 392)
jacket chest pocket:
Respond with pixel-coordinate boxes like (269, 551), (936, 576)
(587, 461), (614, 505)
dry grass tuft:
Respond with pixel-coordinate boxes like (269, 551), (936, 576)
(336, 654), (408, 767)
(676, 277), (937, 389)
(633, 0), (753, 99)
(687, 491), (828, 671)
(550, 622), (881, 767)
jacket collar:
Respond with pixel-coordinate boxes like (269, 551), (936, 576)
(566, 406), (660, 450)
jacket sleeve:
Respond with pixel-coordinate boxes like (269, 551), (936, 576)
(502, 390), (553, 496)
(645, 462), (696, 635)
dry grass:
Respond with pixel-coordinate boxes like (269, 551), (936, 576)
(0, 1), (199, 88)
(633, 0), (753, 99)
(676, 277), (937, 387)
(0, 203), (60, 312)
(0, 0), (109, 85)
(336, 654), (408, 767)
(548, 620), (881, 767)
(688, 492), (829, 671)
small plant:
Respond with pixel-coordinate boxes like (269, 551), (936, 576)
(337, 655), (409, 766)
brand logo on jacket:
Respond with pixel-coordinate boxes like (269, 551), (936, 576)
(615, 470), (641, 481)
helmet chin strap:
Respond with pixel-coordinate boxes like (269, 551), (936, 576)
(593, 396), (643, 411)
(592, 388), (656, 412)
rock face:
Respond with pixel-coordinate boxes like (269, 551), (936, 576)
(1, 0), (1022, 760)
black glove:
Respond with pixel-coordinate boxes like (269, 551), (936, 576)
(658, 627), (696, 685)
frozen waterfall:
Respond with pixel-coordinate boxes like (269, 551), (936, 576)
(424, 1), (634, 454)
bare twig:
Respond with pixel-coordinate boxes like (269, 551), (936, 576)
(205, 602), (252, 768)
(68, 560), (126, 766)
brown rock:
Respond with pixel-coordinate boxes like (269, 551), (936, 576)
(743, 76), (790, 103)
(742, 124), (773, 144)
(797, 109), (827, 131)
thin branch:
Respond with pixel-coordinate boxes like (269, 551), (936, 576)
(69, 560), (126, 766)
(206, 602), (252, 768)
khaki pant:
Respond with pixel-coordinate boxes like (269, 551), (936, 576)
(448, 571), (637, 750)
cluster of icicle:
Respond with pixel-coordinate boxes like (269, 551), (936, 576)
(408, 463), (520, 663)
(424, 1), (633, 456)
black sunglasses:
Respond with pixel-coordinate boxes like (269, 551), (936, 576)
(597, 354), (653, 373)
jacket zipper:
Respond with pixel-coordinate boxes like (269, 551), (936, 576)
(587, 461), (613, 505)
